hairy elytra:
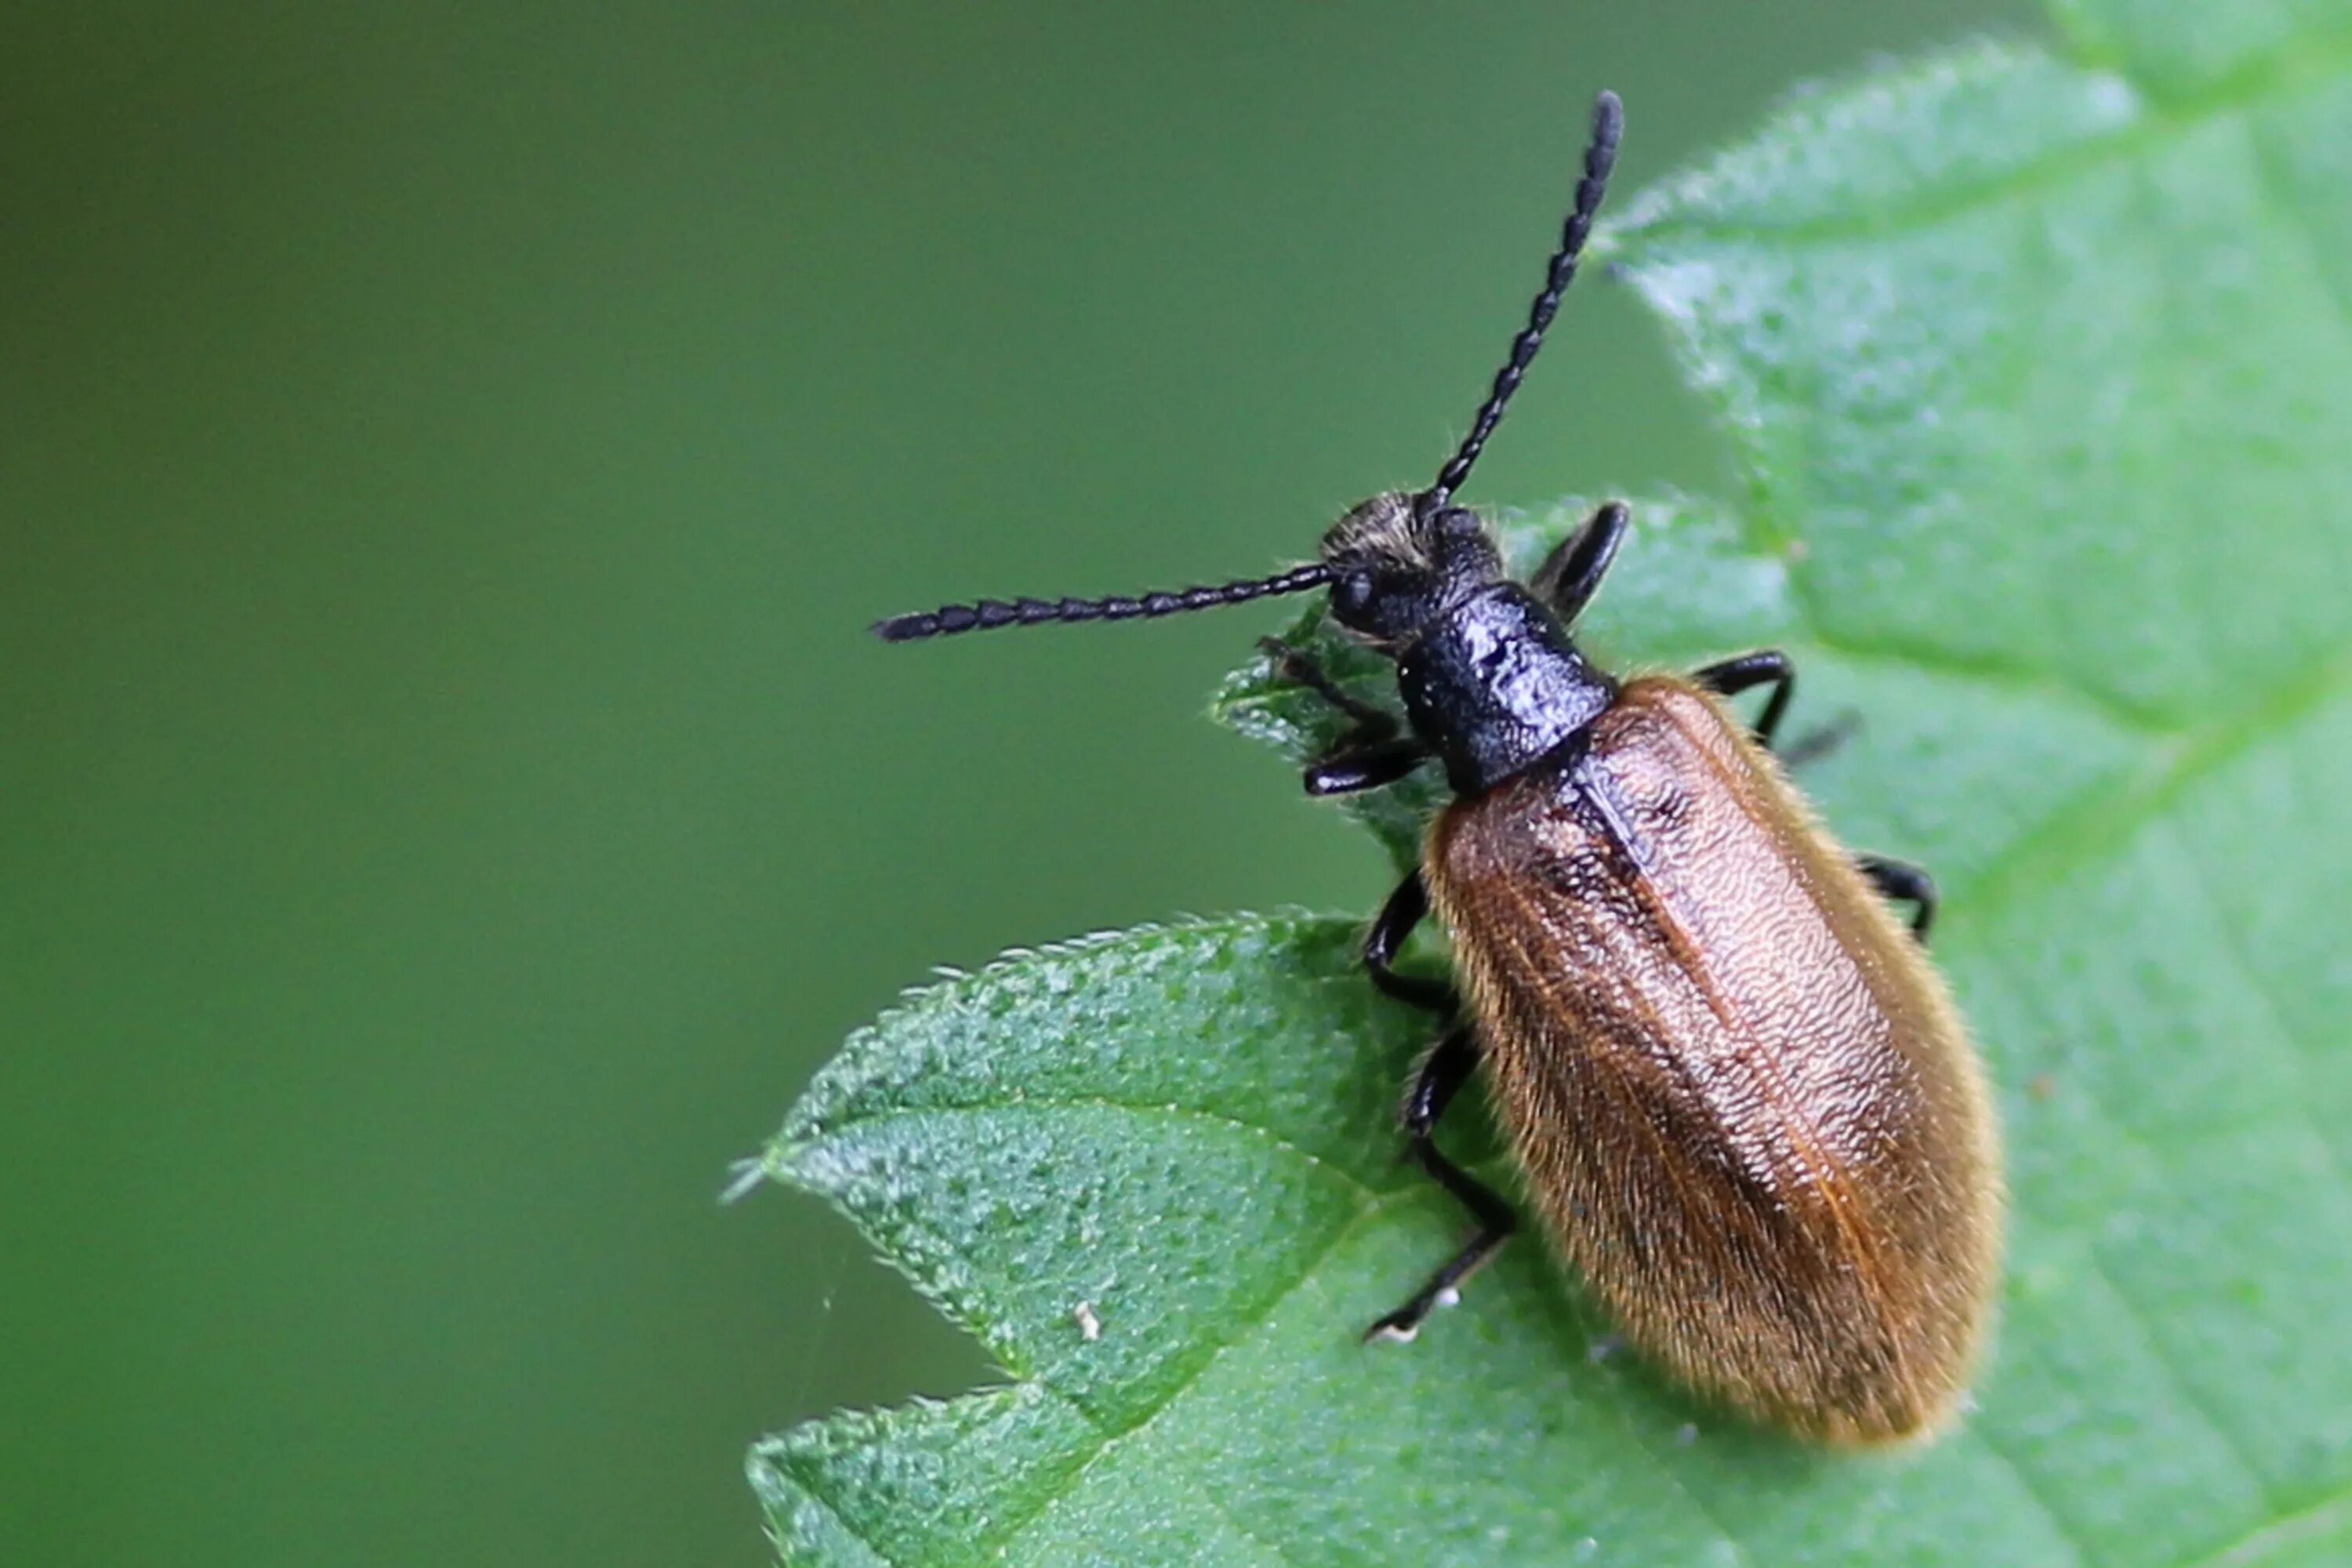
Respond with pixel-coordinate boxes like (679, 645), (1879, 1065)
(872, 92), (2003, 1445)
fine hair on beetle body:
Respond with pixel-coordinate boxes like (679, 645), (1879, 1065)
(873, 89), (2004, 1447)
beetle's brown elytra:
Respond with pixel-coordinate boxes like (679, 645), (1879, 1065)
(871, 90), (2005, 1446)
(1430, 677), (2000, 1443)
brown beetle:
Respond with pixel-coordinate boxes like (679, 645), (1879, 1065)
(873, 91), (2002, 1445)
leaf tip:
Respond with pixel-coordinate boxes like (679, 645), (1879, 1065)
(724, 1139), (829, 1203)
(719, 1155), (770, 1205)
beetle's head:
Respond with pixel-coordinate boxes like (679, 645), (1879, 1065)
(1318, 491), (1504, 648)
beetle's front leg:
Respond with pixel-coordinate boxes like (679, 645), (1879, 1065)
(1530, 500), (1629, 623)
(1258, 637), (1431, 795)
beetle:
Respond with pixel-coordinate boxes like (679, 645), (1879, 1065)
(873, 91), (2002, 1446)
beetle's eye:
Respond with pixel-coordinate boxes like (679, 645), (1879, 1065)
(1333, 571), (1375, 618)
(1439, 506), (1483, 539)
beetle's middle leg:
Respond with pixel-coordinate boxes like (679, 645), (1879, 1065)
(1696, 651), (1941, 941)
(1363, 870), (1456, 1014)
(1359, 873), (1512, 1342)
(1777, 709), (1860, 768)
(1259, 637), (1430, 795)
(1694, 648), (1860, 764)
(1366, 1022), (1518, 1343)
(1693, 648), (1795, 748)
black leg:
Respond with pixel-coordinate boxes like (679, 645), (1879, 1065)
(1364, 872), (1454, 1014)
(1777, 710), (1860, 770)
(1259, 637), (1430, 796)
(1366, 1025), (1517, 1343)
(1260, 637), (1396, 734)
(1530, 500), (1630, 623)
(1306, 738), (1427, 797)
(1694, 649), (1795, 748)
(1860, 855), (1937, 942)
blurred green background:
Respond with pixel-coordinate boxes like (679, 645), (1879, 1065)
(2, 3), (2038, 1563)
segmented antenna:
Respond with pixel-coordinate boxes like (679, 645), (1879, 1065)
(873, 563), (1334, 643)
(1426, 89), (1624, 506)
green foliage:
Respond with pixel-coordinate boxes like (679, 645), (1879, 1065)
(746, 7), (2352, 1562)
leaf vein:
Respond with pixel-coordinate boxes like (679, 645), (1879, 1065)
(2173, 1485), (2352, 1568)
(1964, 1421), (2096, 1568)
(2176, 820), (2352, 1218)
(2085, 1245), (2278, 1518)
(1939, 652), (2349, 946)
(749, 1444), (893, 1568)
(1617, 27), (2352, 252)
(1001, 1167), (1762, 1568)
(990, 1195), (1385, 1558)
(1797, 622), (2174, 736)
(786, 1096), (1389, 1200)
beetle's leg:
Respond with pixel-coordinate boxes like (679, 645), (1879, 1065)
(1367, 1023), (1517, 1343)
(1364, 870), (1456, 1014)
(1693, 649), (1795, 748)
(1307, 738), (1428, 797)
(1860, 854), (1937, 942)
(1361, 878), (1513, 1340)
(1530, 500), (1630, 624)
(1259, 637), (1394, 731)
(1777, 709), (1861, 770)
(1258, 637), (1431, 796)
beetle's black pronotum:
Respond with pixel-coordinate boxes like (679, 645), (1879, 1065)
(873, 91), (2002, 1445)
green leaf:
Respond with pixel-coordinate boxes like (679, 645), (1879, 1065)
(749, 13), (2352, 1565)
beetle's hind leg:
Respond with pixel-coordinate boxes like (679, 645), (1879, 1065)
(1367, 1024), (1518, 1343)
(1860, 854), (1938, 942)
(1258, 637), (1430, 795)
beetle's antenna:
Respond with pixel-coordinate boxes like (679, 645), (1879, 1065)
(1425, 89), (1623, 507)
(873, 563), (1333, 642)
